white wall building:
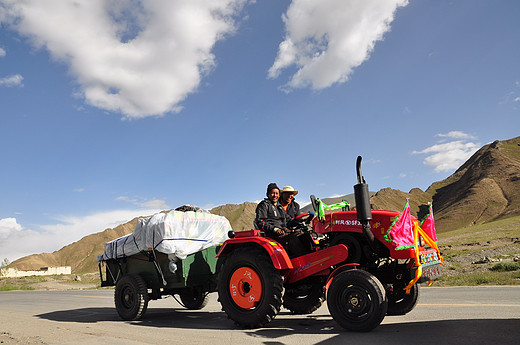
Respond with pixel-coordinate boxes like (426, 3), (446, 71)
(0, 266), (72, 278)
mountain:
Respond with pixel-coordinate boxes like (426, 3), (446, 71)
(299, 192), (376, 214)
(8, 136), (520, 273)
(210, 202), (257, 231)
(370, 136), (520, 231)
(369, 136), (520, 231)
(10, 216), (140, 274)
(299, 136), (520, 232)
(429, 136), (520, 230)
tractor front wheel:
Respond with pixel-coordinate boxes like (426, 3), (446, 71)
(327, 269), (387, 332)
(217, 247), (283, 328)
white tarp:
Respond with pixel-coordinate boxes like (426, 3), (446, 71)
(97, 210), (231, 262)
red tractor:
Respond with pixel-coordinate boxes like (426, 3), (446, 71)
(216, 157), (442, 331)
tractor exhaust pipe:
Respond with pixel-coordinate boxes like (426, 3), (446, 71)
(354, 156), (375, 244)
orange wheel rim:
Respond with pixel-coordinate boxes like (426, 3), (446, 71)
(229, 267), (263, 309)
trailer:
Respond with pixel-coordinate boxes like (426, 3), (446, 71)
(99, 246), (219, 320)
(97, 208), (231, 320)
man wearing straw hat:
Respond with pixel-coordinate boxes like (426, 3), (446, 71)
(280, 186), (300, 220)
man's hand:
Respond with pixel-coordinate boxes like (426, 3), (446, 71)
(274, 227), (285, 235)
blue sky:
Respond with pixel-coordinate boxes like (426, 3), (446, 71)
(1, 0), (519, 262)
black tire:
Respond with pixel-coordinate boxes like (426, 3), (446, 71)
(217, 247), (283, 328)
(178, 287), (209, 310)
(114, 274), (149, 320)
(283, 278), (325, 314)
(327, 269), (387, 332)
(330, 233), (362, 263)
(387, 283), (420, 316)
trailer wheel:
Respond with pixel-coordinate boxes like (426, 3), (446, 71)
(178, 287), (209, 310)
(217, 247), (283, 328)
(327, 269), (387, 332)
(283, 277), (325, 314)
(387, 283), (420, 315)
(114, 274), (149, 320)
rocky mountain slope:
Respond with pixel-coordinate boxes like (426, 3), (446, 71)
(9, 136), (520, 273)
(429, 137), (520, 230)
(369, 136), (520, 232)
(10, 217), (140, 274)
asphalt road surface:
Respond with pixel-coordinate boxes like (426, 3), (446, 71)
(1, 286), (519, 345)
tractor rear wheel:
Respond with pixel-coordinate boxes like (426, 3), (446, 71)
(178, 287), (209, 310)
(283, 277), (325, 314)
(114, 274), (149, 320)
(327, 269), (387, 332)
(330, 233), (362, 263)
(387, 283), (420, 315)
(217, 247), (283, 328)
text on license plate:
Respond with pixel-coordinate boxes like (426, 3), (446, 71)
(422, 263), (442, 279)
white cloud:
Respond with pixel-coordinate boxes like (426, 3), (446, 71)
(436, 131), (475, 140)
(327, 194), (344, 198)
(0, 209), (162, 263)
(499, 81), (520, 105)
(0, 218), (22, 240)
(413, 132), (480, 172)
(0, 47), (6, 57)
(0, 74), (24, 87)
(140, 199), (169, 209)
(116, 195), (170, 210)
(0, 0), (248, 119)
(269, 0), (408, 90)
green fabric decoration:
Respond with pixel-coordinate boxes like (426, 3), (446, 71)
(316, 199), (350, 221)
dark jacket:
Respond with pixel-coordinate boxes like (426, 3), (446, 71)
(254, 198), (290, 240)
(284, 201), (300, 219)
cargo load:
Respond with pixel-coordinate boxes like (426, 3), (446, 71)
(97, 209), (231, 262)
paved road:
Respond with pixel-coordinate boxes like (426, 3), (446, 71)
(1, 286), (519, 345)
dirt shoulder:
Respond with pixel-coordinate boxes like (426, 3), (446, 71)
(0, 272), (102, 291)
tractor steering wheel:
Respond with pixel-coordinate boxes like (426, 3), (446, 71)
(287, 212), (314, 230)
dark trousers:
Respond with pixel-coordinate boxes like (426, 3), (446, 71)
(281, 231), (313, 258)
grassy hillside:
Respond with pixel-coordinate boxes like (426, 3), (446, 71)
(435, 215), (520, 286)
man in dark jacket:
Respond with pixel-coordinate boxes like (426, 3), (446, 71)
(254, 183), (308, 258)
(280, 186), (300, 219)
(254, 183), (289, 242)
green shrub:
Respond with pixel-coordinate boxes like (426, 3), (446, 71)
(490, 262), (520, 272)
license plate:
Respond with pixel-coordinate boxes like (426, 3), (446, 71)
(422, 263), (442, 280)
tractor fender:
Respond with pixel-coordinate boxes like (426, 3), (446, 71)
(324, 263), (360, 293)
(217, 236), (293, 270)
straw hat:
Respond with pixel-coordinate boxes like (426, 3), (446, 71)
(281, 186), (298, 195)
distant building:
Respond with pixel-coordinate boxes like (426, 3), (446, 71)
(0, 266), (71, 278)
